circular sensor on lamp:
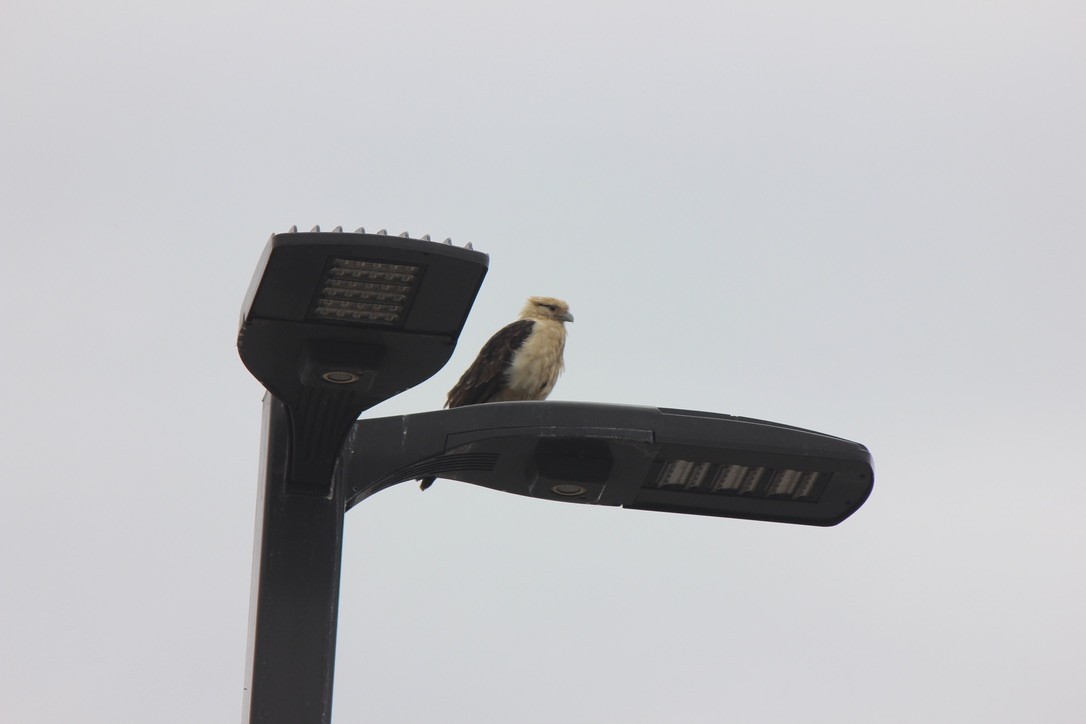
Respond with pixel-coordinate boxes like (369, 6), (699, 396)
(322, 371), (360, 384)
(551, 484), (587, 497)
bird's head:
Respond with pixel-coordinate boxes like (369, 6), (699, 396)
(521, 296), (574, 323)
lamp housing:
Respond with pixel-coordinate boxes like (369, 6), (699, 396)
(238, 228), (488, 491)
(339, 401), (873, 526)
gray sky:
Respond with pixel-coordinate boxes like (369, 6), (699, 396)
(3, 1), (1084, 722)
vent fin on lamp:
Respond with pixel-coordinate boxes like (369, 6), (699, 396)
(310, 258), (422, 326)
(654, 459), (826, 503)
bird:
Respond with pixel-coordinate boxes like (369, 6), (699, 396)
(420, 296), (574, 490)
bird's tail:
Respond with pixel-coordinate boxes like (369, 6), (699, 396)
(419, 477), (435, 491)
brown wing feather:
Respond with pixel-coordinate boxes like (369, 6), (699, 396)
(446, 319), (535, 408)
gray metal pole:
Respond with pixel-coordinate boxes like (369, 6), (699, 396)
(242, 394), (346, 723)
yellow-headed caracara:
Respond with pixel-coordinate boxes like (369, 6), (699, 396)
(419, 296), (573, 490)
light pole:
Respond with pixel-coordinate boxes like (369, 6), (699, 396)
(237, 228), (874, 723)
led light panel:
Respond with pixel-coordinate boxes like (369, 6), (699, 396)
(310, 258), (422, 326)
(654, 459), (826, 503)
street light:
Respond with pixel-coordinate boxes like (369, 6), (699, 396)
(340, 401), (873, 527)
(237, 228), (874, 724)
(238, 227), (488, 724)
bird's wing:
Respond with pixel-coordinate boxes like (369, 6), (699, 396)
(446, 319), (535, 408)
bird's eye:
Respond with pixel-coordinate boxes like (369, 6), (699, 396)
(545, 304), (557, 311)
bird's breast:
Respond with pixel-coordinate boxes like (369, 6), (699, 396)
(501, 321), (567, 401)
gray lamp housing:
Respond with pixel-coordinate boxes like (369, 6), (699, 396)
(238, 228), (489, 490)
(340, 401), (874, 526)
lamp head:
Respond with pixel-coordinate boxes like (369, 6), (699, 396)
(341, 402), (873, 526)
(238, 227), (488, 491)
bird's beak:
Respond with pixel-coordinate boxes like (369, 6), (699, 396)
(563, 311), (574, 323)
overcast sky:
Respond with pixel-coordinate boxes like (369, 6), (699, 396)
(3, 1), (1084, 722)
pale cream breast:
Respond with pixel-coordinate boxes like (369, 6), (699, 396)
(500, 319), (567, 401)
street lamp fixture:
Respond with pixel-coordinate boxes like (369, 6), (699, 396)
(341, 401), (873, 527)
(238, 226), (488, 491)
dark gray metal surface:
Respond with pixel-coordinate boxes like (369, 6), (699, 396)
(242, 394), (346, 724)
(339, 401), (874, 526)
(237, 229), (489, 490)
